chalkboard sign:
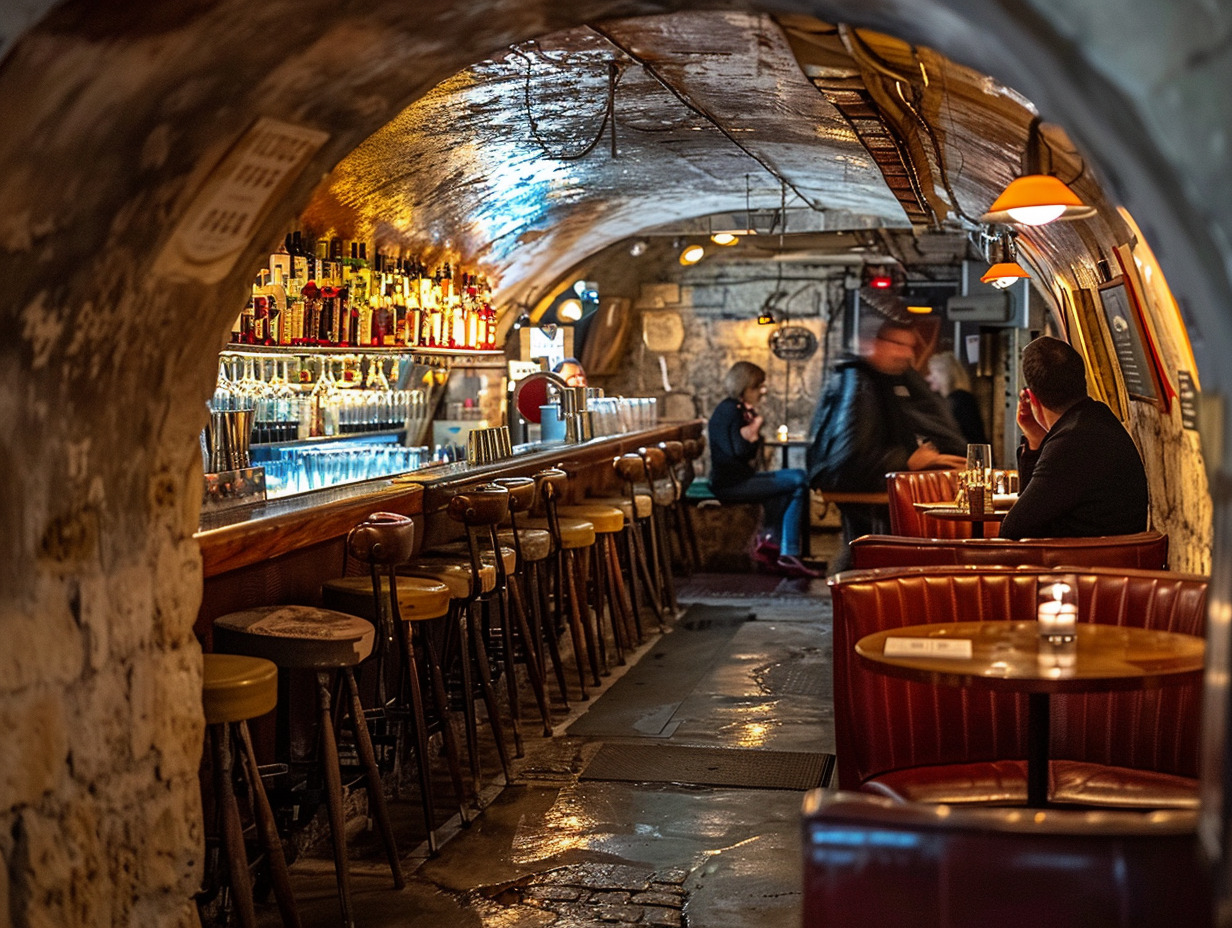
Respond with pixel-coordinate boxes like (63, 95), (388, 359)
(769, 325), (819, 361)
(1098, 278), (1160, 404)
(1177, 370), (1199, 430)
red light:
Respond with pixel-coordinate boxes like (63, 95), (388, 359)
(869, 274), (893, 290)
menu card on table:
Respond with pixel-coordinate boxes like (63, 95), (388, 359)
(883, 637), (973, 659)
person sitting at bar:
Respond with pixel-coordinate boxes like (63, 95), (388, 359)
(998, 336), (1149, 539)
(553, 357), (587, 388)
(807, 319), (967, 571)
(708, 361), (821, 578)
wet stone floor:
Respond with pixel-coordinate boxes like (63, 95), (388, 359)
(255, 572), (834, 928)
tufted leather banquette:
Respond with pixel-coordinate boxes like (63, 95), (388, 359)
(829, 565), (1207, 807)
(801, 790), (1211, 928)
(886, 470), (965, 538)
(849, 531), (1169, 571)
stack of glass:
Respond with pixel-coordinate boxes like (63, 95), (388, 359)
(262, 444), (429, 497)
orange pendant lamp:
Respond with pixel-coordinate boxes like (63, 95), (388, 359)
(980, 230), (1031, 289)
(981, 119), (1096, 226)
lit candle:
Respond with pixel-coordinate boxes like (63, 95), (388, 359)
(1037, 580), (1077, 639)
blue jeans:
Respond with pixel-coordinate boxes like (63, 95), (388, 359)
(712, 468), (810, 557)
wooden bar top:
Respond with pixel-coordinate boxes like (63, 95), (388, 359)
(196, 421), (703, 579)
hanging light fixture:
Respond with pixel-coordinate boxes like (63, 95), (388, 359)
(679, 243), (705, 266)
(557, 298), (584, 321)
(980, 118), (1096, 226)
(709, 174), (758, 244)
(980, 230), (1032, 289)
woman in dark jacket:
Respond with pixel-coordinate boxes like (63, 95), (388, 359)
(708, 361), (819, 578)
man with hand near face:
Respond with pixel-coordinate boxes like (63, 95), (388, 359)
(998, 336), (1149, 539)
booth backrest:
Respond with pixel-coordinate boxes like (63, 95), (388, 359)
(802, 790), (1210, 928)
(850, 531), (1169, 571)
(829, 565), (1208, 791)
(886, 470), (968, 538)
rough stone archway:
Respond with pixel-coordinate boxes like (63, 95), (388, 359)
(2, 1), (1231, 924)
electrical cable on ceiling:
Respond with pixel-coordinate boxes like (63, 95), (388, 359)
(511, 42), (626, 161)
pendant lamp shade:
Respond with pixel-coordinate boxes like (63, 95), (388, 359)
(981, 174), (1096, 225)
(980, 261), (1031, 288)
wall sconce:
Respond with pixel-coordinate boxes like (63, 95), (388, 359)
(679, 244), (705, 266)
(710, 231), (740, 246)
(981, 118), (1096, 226)
(758, 308), (776, 325)
(980, 231), (1032, 289)
(906, 304), (933, 315)
(557, 298), (583, 322)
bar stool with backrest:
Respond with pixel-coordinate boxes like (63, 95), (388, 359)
(398, 484), (515, 787)
(493, 475), (563, 726)
(657, 439), (695, 576)
(637, 444), (680, 618)
(557, 497), (638, 669)
(201, 653), (300, 928)
(318, 511), (468, 854)
(521, 467), (601, 700)
(212, 601), (402, 928)
(611, 452), (666, 633)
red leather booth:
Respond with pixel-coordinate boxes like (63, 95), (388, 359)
(829, 565), (1206, 807)
(849, 531), (1169, 571)
(802, 790), (1210, 928)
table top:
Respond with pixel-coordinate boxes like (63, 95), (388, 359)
(917, 506), (1010, 522)
(855, 620), (1205, 695)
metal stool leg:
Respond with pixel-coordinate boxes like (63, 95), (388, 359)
(314, 672), (355, 928)
(508, 573), (554, 736)
(236, 722), (302, 928)
(210, 723), (258, 928)
(466, 602), (514, 784)
(419, 623), (472, 825)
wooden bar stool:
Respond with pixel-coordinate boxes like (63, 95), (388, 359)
(614, 452), (668, 629)
(588, 479), (656, 644)
(658, 440), (696, 576)
(400, 484), (515, 786)
(320, 512), (468, 855)
(522, 467), (601, 700)
(638, 445), (681, 617)
(557, 500), (637, 668)
(679, 438), (704, 569)
(213, 606), (401, 928)
(493, 475), (562, 727)
(201, 653), (300, 928)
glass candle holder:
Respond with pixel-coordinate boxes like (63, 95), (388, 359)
(1037, 574), (1078, 642)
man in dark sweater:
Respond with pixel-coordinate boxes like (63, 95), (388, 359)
(998, 336), (1149, 539)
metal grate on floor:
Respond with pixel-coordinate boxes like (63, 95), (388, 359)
(580, 743), (834, 791)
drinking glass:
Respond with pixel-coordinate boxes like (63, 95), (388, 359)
(965, 443), (992, 514)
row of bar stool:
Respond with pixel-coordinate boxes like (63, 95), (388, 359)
(200, 456), (689, 927)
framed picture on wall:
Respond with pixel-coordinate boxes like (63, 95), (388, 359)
(1097, 277), (1164, 407)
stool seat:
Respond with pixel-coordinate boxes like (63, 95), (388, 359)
(633, 482), (678, 507)
(321, 575), (452, 622)
(215, 605), (376, 670)
(592, 493), (652, 520)
(558, 503), (624, 534)
(522, 516), (596, 549)
(202, 653), (278, 725)
(401, 559), (496, 597)
(497, 527), (552, 562)
(432, 540), (517, 574)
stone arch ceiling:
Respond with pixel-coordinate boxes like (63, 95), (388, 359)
(316, 12), (915, 304)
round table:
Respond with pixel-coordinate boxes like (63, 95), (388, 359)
(855, 620), (1205, 805)
(912, 504), (1008, 538)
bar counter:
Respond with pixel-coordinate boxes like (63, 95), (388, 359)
(195, 420), (703, 643)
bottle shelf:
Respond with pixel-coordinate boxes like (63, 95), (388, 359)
(221, 344), (505, 362)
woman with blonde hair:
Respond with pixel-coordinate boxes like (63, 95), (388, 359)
(707, 361), (819, 578)
(926, 351), (988, 445)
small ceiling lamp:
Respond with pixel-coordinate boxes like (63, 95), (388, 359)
(906, 304), (933, 315)
(868, 273), (893, 290)
(710, 231), (740, 246)
(558, 298), (584, 322)
(679, 244), (705, 266)
(758, 308), (776, 325)
(981, 118), (1096, 226)
(980, 231), (1032, 289)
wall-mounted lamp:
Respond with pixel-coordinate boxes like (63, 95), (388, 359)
(980, 119), (1096, 226)
(710, 231), (740, 246)
(629, 239), (648, 257)
(557, 298), (584, 322)
(867, 273), (893, 290)
(906, 304), (934, 315)
(679, 244), (705, 266)
(758, 308), (776, 325)
(980, 230), (1032, 289)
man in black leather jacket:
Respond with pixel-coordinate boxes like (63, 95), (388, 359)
(998, 336), (1148, 539)
(807, 320), (966, 571)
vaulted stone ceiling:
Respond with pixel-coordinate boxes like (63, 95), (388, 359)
(303, 11), (1119, 309)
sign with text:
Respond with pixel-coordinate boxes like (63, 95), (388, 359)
(1098, 278), (1161, 404)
